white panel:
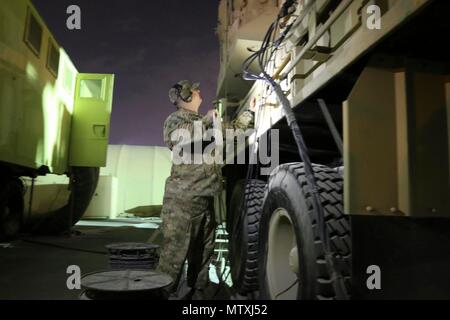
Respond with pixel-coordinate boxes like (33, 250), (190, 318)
(93, 145), (172, 218)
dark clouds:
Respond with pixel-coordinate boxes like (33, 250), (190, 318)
(32, 0), (220, 146)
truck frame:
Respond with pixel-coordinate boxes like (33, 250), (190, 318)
(217, 0), (450, 299)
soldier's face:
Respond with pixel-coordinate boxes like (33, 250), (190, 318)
(191, 89), (202, 111)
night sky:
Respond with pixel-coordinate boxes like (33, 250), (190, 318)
(32, 0), (220, 146)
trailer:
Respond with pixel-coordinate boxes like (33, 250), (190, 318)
(217, 0), (450, 299)
(0, 0), (114, 239)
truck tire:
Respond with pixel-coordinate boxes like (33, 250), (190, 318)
(258, 163), (351, 300)
(229, 179), (266, 295)
(0, 178), (24, 241)
(28, 167), (99, 235)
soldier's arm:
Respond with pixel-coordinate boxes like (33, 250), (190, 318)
(164, 114), (212, 150)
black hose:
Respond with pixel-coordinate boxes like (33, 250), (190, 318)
(241, 4), (349, 300)
(263, 76), (349, 300)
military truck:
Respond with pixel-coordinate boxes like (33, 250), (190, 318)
(217, 0), (450, 299)
(0, 0), (114, 239)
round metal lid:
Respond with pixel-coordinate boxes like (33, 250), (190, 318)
(81, 270), (172, 292)
(105, 243), (160, 251)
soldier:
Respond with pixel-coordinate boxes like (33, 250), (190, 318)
(156, 80), (255, 299)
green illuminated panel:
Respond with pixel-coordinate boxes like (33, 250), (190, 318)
(80, 79), (104, 99)
(69, 73), (114, 167)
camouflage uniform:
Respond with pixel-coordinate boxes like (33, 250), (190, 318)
(157, 105), (254, 293)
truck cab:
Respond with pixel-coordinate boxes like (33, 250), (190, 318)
(0, 0), (115, 239)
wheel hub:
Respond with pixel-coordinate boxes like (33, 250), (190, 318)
(289, 246), (299, 275)
(267, 208), (299, 300)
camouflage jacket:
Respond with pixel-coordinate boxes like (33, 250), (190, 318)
(163, 108), (254, 197)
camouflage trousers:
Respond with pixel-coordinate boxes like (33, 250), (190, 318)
(156, 194), (217, 293)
